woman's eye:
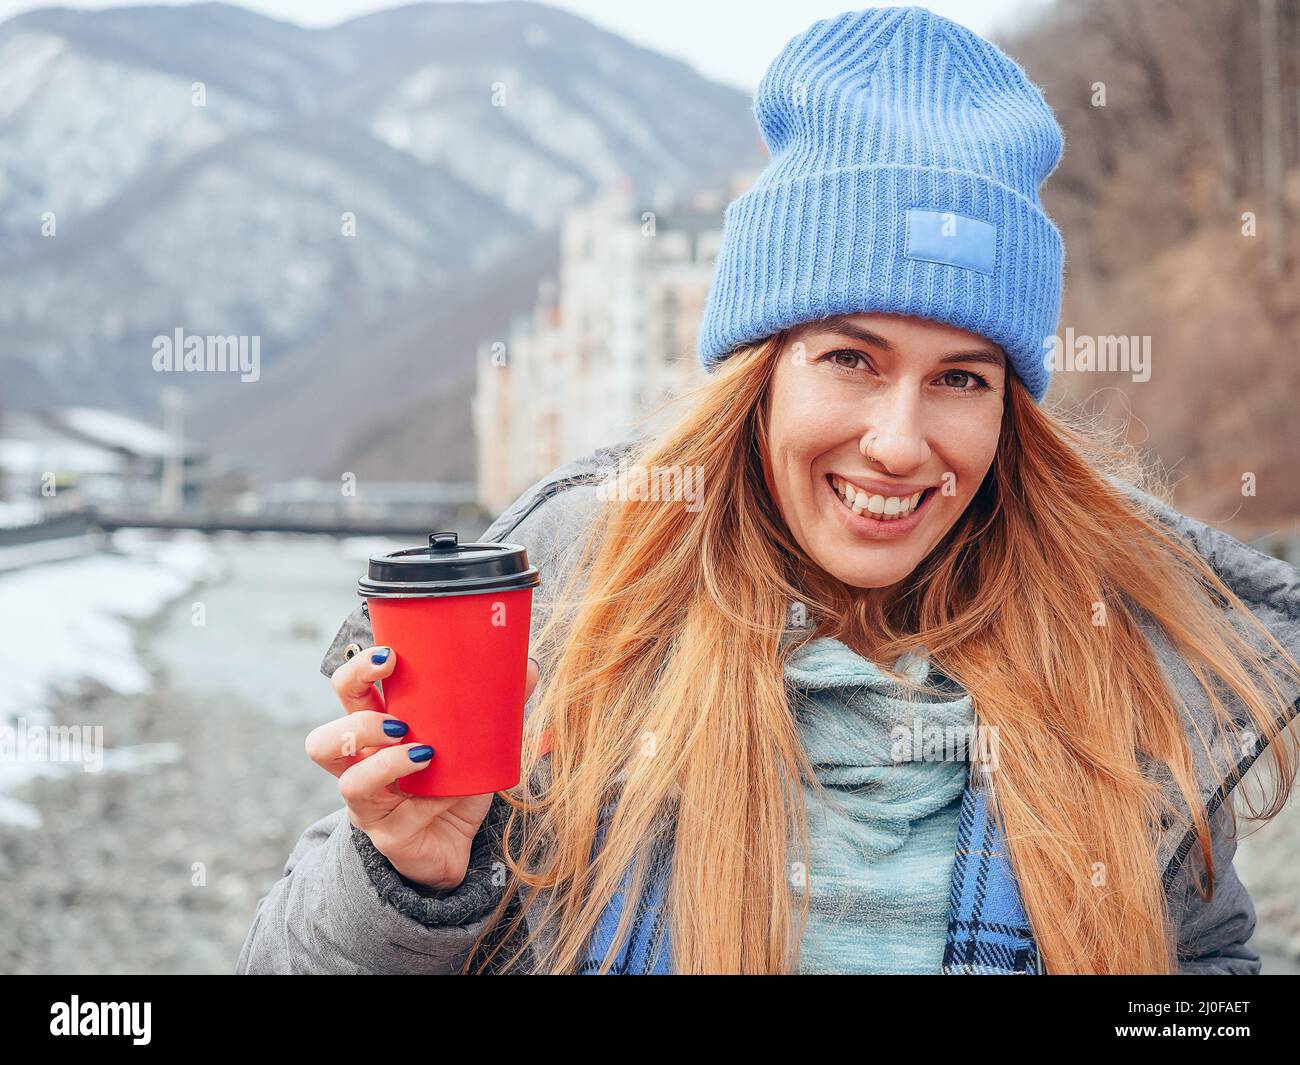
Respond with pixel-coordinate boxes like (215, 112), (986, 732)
(938, 369), (990, 392)
(823, 349), (868, 371)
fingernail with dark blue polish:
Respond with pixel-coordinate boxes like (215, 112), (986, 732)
(408, 745), (434, 763)
(382, 719), (409, 737)
(371, 648), (390, 664)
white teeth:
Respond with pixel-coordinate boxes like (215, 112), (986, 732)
(830, 477), (927, 521)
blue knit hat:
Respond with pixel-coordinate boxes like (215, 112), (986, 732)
(697, 6), (1065, 401)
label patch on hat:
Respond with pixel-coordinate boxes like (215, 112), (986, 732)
(904, 209), (996, 274)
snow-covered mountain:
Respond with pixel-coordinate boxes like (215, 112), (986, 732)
(0, 0), (761, 464)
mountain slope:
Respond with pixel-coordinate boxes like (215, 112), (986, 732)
(0, 0), (762, 437)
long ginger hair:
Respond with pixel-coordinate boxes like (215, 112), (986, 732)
(468, 330), (1299, 974)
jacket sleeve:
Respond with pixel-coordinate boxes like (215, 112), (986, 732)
(1173, 798), (1261, 975)
(1113, 477), (1300, 680)
(1113, 480), (1295, 975)
(237, 583), (516, 974)
(239, 457), (610, 974)
(236, 795), (511, 974)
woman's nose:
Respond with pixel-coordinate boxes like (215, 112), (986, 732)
(860, 400), (931, 472)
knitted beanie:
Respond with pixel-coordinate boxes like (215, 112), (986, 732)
(697, 6), (1066, 401)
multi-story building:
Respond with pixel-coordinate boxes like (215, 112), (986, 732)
(474, 175), (752, 514)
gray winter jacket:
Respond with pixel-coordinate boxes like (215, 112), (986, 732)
(236, 436), (1300, 975)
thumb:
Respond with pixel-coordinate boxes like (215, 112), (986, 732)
(525, 656), (541, 701)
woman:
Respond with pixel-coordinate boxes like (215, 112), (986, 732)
(238, 7), (1300, 975)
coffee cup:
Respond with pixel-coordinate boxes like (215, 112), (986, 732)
(358, 531), (540, 797)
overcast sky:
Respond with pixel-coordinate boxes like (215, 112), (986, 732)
(0, 0), (1054, 90)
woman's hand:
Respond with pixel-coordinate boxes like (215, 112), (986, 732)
(306, 646), (539, 892)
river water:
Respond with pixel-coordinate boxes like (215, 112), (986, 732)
(147, 533), (396, 726)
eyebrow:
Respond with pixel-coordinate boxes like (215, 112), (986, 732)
(803, 316), (1006, 367)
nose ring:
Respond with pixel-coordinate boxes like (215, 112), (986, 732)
(864, 432), (879, 464)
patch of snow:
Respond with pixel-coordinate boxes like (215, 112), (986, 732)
(59, 406), (171, 457)
(0, 436), (121, 475)
(399, 64), (444, 106)
(98, 741), (183, 772)
(0, 31), (67, 121)
(0, 40), (273, 234)
(0, 501), (45, 528)
(0, 794), (41, 830)
(0, 532), (220, 827)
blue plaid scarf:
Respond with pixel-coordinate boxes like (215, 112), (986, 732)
(576, 774), (1041, 974)
(575, 803), (673, 975)
(941, 777), (1042, 974)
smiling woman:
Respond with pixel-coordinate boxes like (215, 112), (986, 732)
(240, 5), (1300, 977)
(474, 320), (1299, 975)
(767, 313), (1008, 585)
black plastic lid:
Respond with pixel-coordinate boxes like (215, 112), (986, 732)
(358, 531), (540, 598)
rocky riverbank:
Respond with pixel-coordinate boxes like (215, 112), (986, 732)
(0, 533), (366, 974)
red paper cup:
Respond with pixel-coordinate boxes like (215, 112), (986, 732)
(358, 531), (540, 797)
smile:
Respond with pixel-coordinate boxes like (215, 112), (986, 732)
(826, 474), (935, 521)
(821, 475), (935, 540)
